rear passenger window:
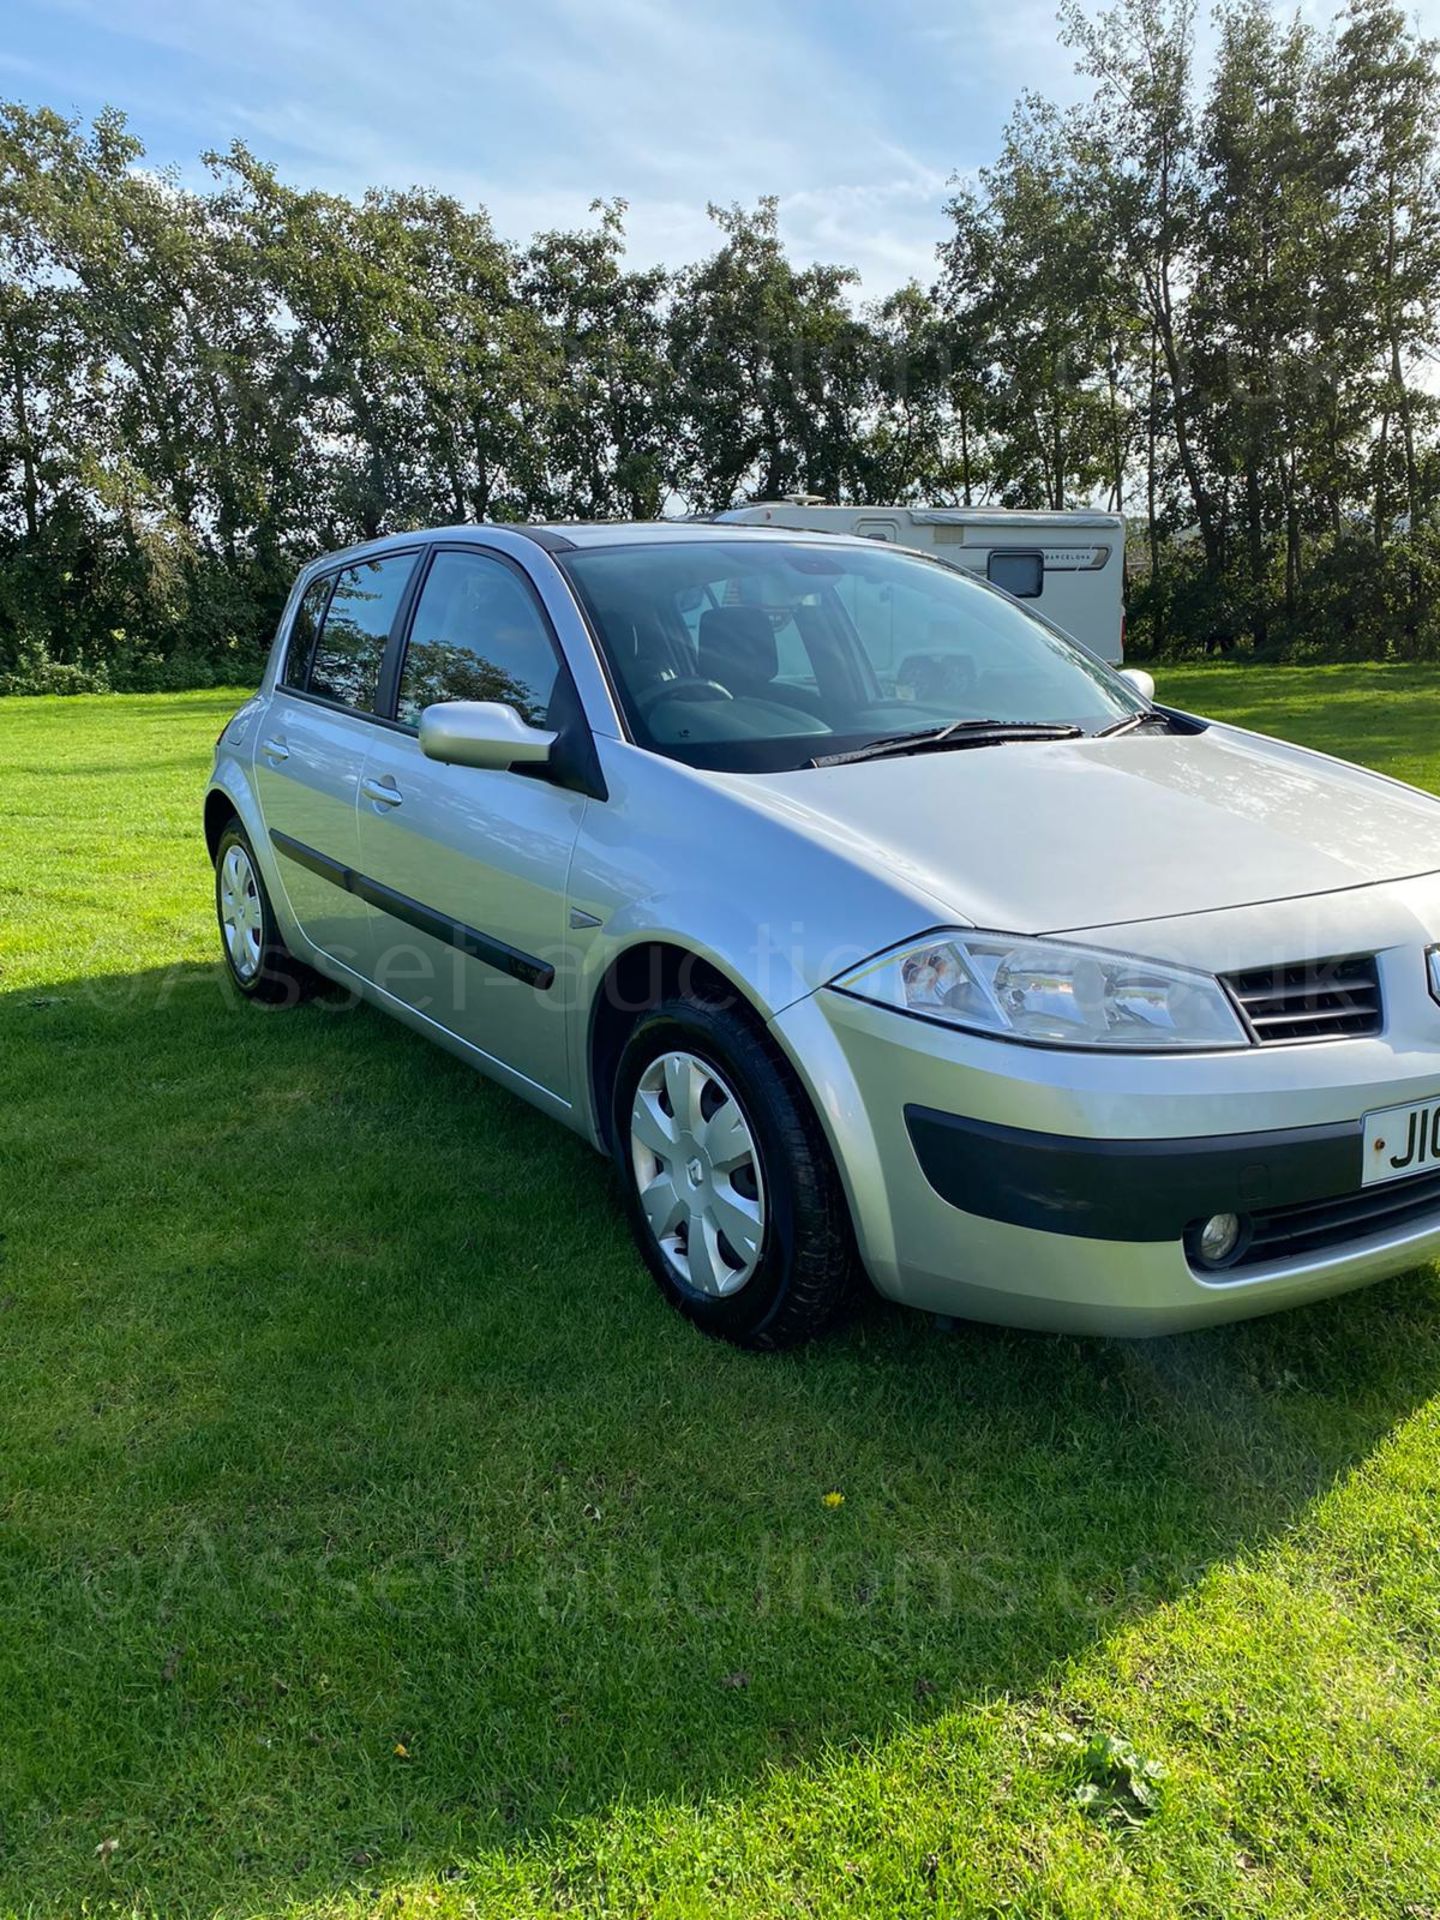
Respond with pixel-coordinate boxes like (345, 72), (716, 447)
(987, 550), (1044, 599)
(281, 577), (333, 690)
(307, 554), (416, 711)
(397, 550), (561, 728)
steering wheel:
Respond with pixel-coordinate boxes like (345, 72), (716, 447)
(638, 677), (735, 712)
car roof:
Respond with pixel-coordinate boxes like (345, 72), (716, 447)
(521, 520), (827, 550)
(298, 519), (869, 575)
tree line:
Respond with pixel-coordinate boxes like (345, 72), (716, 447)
(2, 0), (1438, 693)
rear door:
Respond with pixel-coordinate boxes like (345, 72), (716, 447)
(354, 545), (587, 1104)
(255, 550), (419, 975)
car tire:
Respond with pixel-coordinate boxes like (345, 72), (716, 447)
(612, 991), (857, 1348)
(213, 817), (315, 1006)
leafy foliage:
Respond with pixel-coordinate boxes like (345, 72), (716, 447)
(1070, 1729), (1166, 1825)
(3, 0), (1440, 689)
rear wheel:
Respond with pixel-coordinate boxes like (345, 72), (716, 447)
(214, 818), (314, 1005)
(612, 993), (856, 1348)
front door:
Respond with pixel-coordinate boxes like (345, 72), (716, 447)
(354, 546), (586, 1104)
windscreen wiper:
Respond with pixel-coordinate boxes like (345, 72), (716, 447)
(1096, 709), (1168, 738)
(808, 718), (1083, 769)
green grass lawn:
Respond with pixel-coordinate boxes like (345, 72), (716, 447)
(3, 665), (1440, 1918)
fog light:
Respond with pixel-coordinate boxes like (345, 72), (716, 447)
(1197, 1211), (1242, 1267)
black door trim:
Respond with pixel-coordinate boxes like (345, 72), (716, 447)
(270, 830), (555, 990)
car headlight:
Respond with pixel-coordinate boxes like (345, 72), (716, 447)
(833, 931), (1249, 1050)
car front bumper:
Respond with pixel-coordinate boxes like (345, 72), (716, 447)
(770, 967), (1440, 1335)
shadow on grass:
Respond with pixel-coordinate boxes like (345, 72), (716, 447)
(3, 960), (1439, 1907)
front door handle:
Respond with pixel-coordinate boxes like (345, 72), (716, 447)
(261, 736), (289, 763)
(361, 775), (403, 810)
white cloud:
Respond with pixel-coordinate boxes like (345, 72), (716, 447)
(25, 0), (956, 292)
(21, 0), (1440, 300)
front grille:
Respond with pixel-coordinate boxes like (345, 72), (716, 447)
(1222, 954), (1381, 1044)
(1220, 1165), (1440, 1271)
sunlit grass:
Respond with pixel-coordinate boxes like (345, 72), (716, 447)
(1, 672), (1439, 1916)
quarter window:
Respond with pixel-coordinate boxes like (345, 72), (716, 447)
(987, 550), (1044, 599)
(308, 554), (416, 712)
(281, 576), (334, 690)
(398, 551), (561, 728)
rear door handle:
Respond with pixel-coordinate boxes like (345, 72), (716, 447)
(261, 736), (289, 763)
(361, 775), (403, 810)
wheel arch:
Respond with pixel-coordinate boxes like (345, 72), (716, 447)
(587, 939), (776, 1154)
(203, 785), (239, 863)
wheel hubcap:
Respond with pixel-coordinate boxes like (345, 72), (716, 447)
(219, 843), (263, 981)
(629, 1050), (766, 1297)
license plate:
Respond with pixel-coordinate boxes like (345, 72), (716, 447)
(1362, 1097), (1440, 1186)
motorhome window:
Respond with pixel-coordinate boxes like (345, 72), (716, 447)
(988, 550), (1044, 598)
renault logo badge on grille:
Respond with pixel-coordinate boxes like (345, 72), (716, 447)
(1429, 946), (1440, 1008)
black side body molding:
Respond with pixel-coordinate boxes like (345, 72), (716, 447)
(270, 831), (555, 989)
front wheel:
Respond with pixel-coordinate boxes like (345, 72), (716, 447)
(214, 819), (314, 1005)
(612, 994), (857, 1348)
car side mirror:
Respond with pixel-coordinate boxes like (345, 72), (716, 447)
(1120, 667), (1156, 704)
(418, 700), (557, 771)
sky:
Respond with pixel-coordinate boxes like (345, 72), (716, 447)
(5, 0), (1440, 297)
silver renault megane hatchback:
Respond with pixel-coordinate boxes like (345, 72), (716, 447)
(206, 522), (1440, 1347)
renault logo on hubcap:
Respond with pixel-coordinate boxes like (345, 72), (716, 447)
(686, 1155), (705, 1188)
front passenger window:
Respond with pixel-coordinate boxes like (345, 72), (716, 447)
(398, 551), (561, 728)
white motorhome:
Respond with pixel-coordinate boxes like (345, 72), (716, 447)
(713, 501), (1127, 664)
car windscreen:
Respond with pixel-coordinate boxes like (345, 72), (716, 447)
(561, 540), (1145, 772)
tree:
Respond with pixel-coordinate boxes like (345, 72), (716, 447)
(667, 200), (870, 509)
(1064, 0), (1221, 565)
(854, 282), (971, 504)
(1321, 0), (1440, 545)
(1191, 1), (1330, 632)
(940, 96), (1135, 511)
(8, 11), (1440, 691)
(520, 201), (672, 519)
(0, 104), (291, 679)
